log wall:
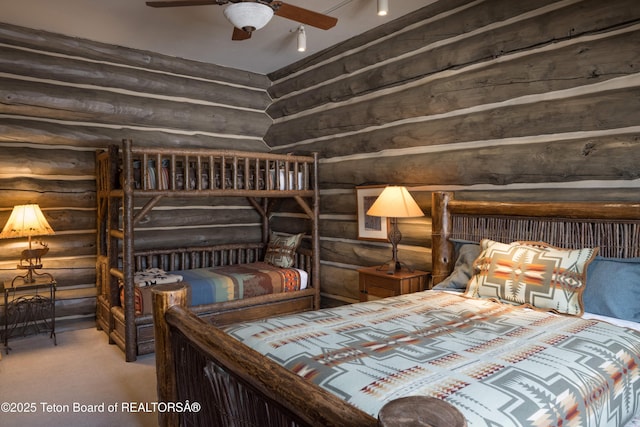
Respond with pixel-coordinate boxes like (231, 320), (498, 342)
(0, 22), (272, 326)
(267, 0), (640, 305)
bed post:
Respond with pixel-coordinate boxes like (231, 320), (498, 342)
(152, 283), (188, 427)
(122, 138), (137, 362)
(312, 152), (320, 309)
(431, 191), (455, 286)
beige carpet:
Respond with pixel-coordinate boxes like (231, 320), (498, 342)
(0, 324), (157, 427)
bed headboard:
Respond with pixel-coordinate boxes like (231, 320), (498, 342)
(431, 191), (640, 285)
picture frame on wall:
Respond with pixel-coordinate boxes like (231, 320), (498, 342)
(356, 185), (389, 241)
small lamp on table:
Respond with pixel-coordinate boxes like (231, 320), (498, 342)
(366, 186), (424, 274)
(0, 204), (55, 283)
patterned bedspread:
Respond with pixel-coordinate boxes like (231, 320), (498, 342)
(125, 262), (303, 314)
(223, 291), (640, 426)
(175, 262), (302, 306)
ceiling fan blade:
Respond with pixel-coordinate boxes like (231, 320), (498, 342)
(232, 26), (252, 41)
(273, 2), (337, 30)
(146, 1), (220, 7)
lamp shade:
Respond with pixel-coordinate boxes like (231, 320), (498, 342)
(366, 186), (424, 218)
(224, 2), (274, 32)
(0, 204), (55, 239)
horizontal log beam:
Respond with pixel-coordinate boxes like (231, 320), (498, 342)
(269, 0), (639, 116)
(271, 86), (640, 157)
(133, 208), (260, 228)
(0, 22), (270, 89)
(132, 226), (263, 251)
(320, 240), (430, 272)
(0, 146), (95, 176)
(269, 0), (561, 108)
(319, 134), (640, 187)
(267, 25), (640, 145)
(0, 78), (271, 137)
(0, 46), (271, 110)
(0, 120), (268, 152)
(267, 0), (473, 82)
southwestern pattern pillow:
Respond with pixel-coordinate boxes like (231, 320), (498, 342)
(264, 233), (303, 268)
(464, 239), (598, 315)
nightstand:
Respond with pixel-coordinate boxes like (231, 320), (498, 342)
(358, 266), (430, 302)
(3, 274), (57, 354)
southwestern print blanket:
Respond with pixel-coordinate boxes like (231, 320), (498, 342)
(176, 262), (302, 306)
(224, 291), (640, 426)
(124, 262), (302, 315)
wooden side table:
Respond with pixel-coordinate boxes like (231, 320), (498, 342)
(3, 274), (57, 354)
(358, 266), (430, 302)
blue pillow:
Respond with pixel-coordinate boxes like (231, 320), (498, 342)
(584, 257), (640, 322)
(433, 244), (481, 290)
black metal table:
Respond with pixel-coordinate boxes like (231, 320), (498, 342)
(2, 273), (56, 354)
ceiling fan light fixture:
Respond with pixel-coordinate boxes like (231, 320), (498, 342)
(377, 0), (389, 16)
(224, 2), (274, 33)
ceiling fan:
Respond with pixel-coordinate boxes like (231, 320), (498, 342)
(145, 0), (338, 41)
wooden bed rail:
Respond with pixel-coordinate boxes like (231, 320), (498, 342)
(129, 244), (313, 276)
(131, 243), (265, 271)
(152, 285), (377, 427)
(120, 139), (316, 194)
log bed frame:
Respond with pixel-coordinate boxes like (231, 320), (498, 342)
(152, 191), (640, 426)
(96, 139), (320, 362)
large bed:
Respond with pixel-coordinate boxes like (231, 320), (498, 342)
(96, 139), (320, 361)
(151, 191), (640, 426)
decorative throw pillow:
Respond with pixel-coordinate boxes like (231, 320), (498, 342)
(433, 244), (481, 291)
(584, 257), (640, 322)
(464, 239), (598, 315)
(264, 233), (303, 268)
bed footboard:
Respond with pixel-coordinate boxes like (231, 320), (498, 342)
(152, 284), (376, 427)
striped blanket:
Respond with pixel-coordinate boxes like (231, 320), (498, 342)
(176, 262), (303, 306)
(126, 262), (303, 315)
(224, 291), (640, 426)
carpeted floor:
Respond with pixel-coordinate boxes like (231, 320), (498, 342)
(0, 324), (157, 427)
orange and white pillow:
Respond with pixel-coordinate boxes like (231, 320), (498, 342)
(464, 239), (598, 316)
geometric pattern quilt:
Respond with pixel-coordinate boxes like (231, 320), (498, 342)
(224, 291), (640, 426)
(464, 239), (598, 316)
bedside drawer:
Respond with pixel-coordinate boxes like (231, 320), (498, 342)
(358, 267), (429, 302)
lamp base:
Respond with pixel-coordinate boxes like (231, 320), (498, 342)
(377, 219), (415, 274)
(15, 263), (47, 284)
(376, 259), (415, 275)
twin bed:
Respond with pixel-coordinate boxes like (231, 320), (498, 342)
(152, 191), (640, 426)
(96, 140), (320, 361)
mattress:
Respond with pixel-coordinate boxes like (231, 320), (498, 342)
(224, 290), (640, 426)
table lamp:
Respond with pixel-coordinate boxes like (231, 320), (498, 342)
(0, 204), (55, 283)
(366, 186), (424, 273)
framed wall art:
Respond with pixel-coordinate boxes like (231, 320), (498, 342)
(356, 185), (389, 241)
